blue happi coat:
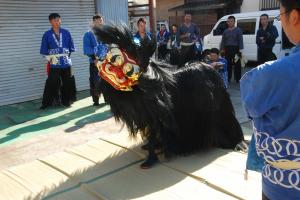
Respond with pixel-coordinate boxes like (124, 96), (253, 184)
(208, 57), (228, 88)
(40, 28), (75, 68)
(240, 44), (300, 200)
(83, 30), (108, 63)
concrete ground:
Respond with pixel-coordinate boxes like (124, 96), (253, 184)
(0, 71), (253, 171)
(0, 91), (121, 170)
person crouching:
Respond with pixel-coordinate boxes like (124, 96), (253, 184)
(207, 48), (228, 88)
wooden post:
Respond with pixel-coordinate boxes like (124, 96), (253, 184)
(149, 0), (154, 32)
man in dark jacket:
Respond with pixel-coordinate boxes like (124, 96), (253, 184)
(256, 14), (279, 65)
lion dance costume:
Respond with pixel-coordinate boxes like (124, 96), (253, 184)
(94, 24), (244, 168)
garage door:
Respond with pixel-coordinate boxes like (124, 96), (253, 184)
(0, 0), (96, 106)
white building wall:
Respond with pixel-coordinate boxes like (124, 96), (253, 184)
(240, 0), (260, 12)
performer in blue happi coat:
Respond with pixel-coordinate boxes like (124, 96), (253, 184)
(133, 18), (152, 47)
(207, 48), (228, 88)
(40, 13), (75, 109)
(133, 18), (155, 65)
(240, 1), (300, 199)
(83, 14), (108, 106)
(156, 24), (169, 60)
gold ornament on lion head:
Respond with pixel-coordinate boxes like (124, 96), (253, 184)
(96, 45), (141, 91)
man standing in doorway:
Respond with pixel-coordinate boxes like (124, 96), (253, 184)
(221, 16), (243, 83)
(83, 14), (107, 106)
(178, 13), (200, 68)
(40, 13), (75, 109)
(256, 14), (279, 65)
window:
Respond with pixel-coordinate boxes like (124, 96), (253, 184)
(237, 19), (256, 35)
(260, 0), (280, 10)
(213, 21), (227, 36)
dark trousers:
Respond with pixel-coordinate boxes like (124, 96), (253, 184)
(89, 63), (101, 104)
(224, 46), (240, 82)
(52, 79), (61, 105)
(158, 44), (168, 60)
(234, 58), (242, 82)
(179, 44), (196, 68)
(42, 67), (72, 107)
(258, 48), (277, 65)
(170, 48), (179, 66)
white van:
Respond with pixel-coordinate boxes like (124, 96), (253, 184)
(203, 10), (295, 61)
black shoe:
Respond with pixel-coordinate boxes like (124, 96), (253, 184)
(62, 103), (71, 107)
(93, 102), (100, 106)
(140, 154), (159, 169)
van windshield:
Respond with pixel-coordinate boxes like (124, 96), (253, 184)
(213, 21), (227, 36)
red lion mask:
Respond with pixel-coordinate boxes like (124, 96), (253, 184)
(97, 45), (141, 91)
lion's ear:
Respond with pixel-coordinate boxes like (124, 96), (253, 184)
(136, 33), (157, 70)
(93, 23), (138, 59)
(140, 33), (156, 58)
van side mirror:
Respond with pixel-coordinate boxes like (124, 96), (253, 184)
(213, 29), (217, 36)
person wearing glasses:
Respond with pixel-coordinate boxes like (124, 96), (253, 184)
(256, 14), (279, 65)
(240, 0), (300, 200)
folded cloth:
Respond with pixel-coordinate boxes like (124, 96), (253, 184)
(45, 54), (69, 65)
(246, 134), (264, 172)
(234, 53), (248, 68)
(180, 41), (195, 46)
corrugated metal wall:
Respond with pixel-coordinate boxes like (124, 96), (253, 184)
(96, 0), (129, 24)
(0, 0), (95, 106)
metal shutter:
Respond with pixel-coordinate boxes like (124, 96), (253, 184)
(260, 0), (280, 10)
(96, 0), (128, 24)
(0, 0), (96, 106)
